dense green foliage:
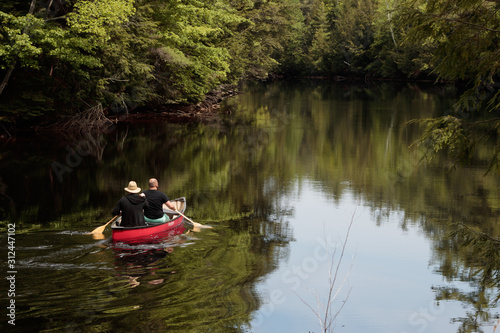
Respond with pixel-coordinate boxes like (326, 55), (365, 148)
(0, 0), (499, 167)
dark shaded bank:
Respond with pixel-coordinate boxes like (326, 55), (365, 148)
(109, 84), (240, 124)
(0, 85), (239, 140)
(0, 76), (451, 140)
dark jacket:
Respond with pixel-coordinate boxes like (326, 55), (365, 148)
(112, 193), (149, 227)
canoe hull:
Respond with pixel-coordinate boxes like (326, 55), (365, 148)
(111, 197), (186, 243)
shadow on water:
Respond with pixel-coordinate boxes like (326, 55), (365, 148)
(111, 235), (190, 289)
(5, 230), (208, 332)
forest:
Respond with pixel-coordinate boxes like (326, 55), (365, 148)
(1, 3), (500, 329)
(0, 0), (499, 143)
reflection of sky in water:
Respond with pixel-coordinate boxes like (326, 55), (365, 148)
(252, 180), (482, 333)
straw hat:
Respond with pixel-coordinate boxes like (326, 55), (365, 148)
(124, 181), (141, 193)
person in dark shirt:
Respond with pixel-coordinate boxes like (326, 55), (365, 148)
(112, 181), (149, 227)
(143, 178), (176, 223)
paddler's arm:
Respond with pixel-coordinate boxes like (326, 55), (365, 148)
(112, 199), (122, 216)
(165, 200), (176, 210)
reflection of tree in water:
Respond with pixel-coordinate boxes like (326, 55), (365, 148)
(430, 223), (500, 332)
(4, 81), (491, 331)
(141, 217), (294, 333)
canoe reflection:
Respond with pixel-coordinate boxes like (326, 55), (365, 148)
(112, 239), (184, 288)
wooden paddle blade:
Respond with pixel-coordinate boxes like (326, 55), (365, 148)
(89, 215), (119, 234)
(191, 221), (212, 229)
(175, 209), (212, 229)
(91, 232), (106, 240)
(90, 225), (107, 234)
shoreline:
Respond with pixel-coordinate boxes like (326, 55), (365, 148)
(0, 85), (238, 140)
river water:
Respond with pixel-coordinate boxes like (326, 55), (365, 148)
(1, 80), (500, 332)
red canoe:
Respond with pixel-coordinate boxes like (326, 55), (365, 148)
(111, 197), (187, 243)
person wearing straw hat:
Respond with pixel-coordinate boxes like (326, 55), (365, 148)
(112, 181), (149, 227)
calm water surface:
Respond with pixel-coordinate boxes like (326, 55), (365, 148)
(1, 80), (500, 332)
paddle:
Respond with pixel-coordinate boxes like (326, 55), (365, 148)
(89, 215), (119, 234)
(175, 209), (212, 229)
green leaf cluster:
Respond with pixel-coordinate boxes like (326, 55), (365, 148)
(67, 0), (136, 43)
(409, 115), (473, 166)
(0, 12), (43, 69)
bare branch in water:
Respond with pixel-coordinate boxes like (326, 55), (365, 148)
(294, 209), (356, 333)
(35, 104), (115, 159)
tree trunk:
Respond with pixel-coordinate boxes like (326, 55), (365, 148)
(0, 67), (15, 96)
(29, 0), (37, 14)
(384, 0), (398, 51)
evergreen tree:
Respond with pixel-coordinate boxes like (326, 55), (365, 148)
(397, 0), (500, 171)
(329, 0), (376, 75)
(285, 0), (330, 75)
(367, 0), (434, 78)
(225, 0), (306, 79)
